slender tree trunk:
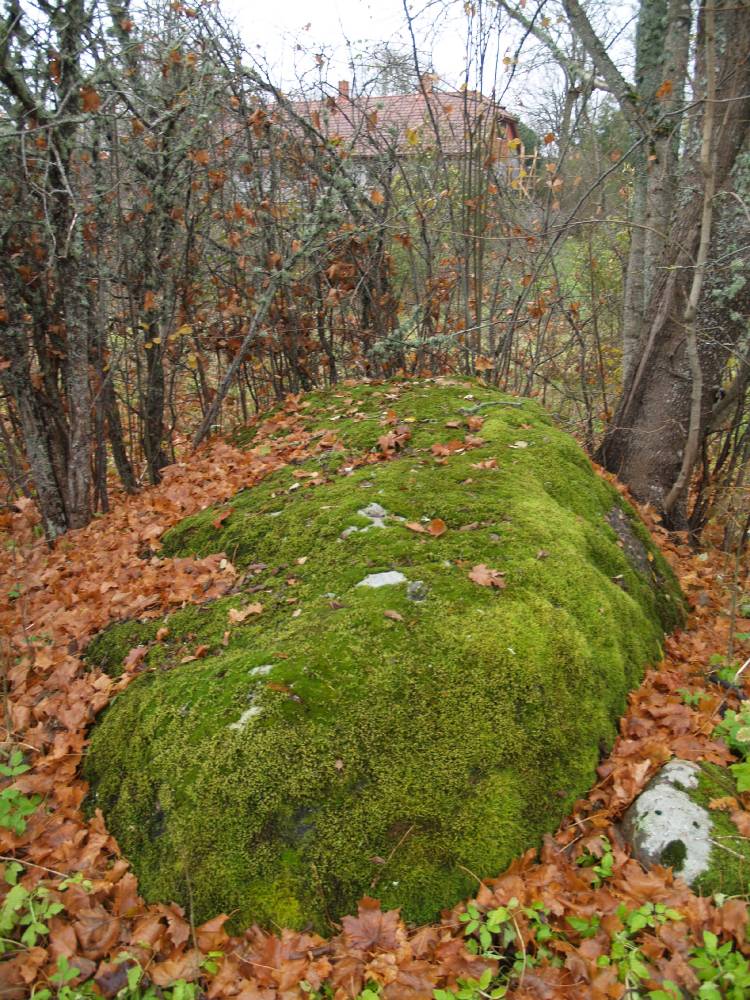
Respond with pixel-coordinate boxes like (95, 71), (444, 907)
(0, 325), (68, 540)
(597, 0), (750, 521)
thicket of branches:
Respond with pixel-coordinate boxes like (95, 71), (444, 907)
(0, 0), (748, 549)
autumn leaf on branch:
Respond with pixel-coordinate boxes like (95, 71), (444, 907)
(80, 86), (101, 112)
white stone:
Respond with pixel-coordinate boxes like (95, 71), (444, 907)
(248, 664), (273, 677)
(356, 571), (407, 588)
(621, 760), (712, 885)
(229, 705), (263, 730)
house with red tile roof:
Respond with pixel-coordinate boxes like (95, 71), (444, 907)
(293, 79), (521, 166)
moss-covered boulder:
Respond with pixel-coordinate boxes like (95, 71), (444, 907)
(84, 379), (684, 931)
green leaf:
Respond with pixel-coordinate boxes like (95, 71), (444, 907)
(702, 930), (719, 954)
(730, 761), (750, 791)
(4, 862), (23, 886)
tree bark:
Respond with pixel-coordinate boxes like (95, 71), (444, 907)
(596, 0), (750, 522)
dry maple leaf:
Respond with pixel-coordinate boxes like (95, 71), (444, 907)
(341, 897), (402, 953)
(431, 440), (464, 457)
(150, 949), (203, 987)
(427, 518), (447, 537)
(468, 564), (506, 589)
(228, 603), (263, 623)
(196, 913), (231, 952)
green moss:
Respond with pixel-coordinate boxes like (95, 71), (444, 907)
(692, 764), (750, 898)
(84, 378), (685, 932)
(660, 839), (688, 872)
(85, 619), (161, 676)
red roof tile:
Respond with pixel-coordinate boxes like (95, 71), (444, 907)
(292, 87), (519, 158)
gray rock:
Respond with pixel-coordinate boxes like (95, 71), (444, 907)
(342, 503), (390, 539)
(356, 571), (407, 588)
(357, 503), (388, 529)
(606, 507), (655, 582)
(359, 502), (387, 520)
(407, 580), (429, 602)
(620, 760), (712, 884)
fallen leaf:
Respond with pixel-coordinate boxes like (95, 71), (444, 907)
(709, 796), (737, 812)
(431, 439), (464, 457)
(469, 564), (507, 589)
(124, 645), (148, 670)
(384, 610), (403, 621)
(341, 897), (401, 952)
(427, 518), (447, 537)
(228, 603), (263, 623)
(211, 508), (233, 529)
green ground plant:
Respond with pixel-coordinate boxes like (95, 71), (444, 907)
(0, 749), (40, 836)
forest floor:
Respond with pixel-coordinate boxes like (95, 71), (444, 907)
(1, 382), (749, 1000)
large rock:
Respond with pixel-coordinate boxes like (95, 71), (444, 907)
(621, 759), (750, 894)
(84, 379), (684, 931)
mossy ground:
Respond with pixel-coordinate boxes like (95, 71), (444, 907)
(84, 378), (685, 932)
(692, 764), (750, 897)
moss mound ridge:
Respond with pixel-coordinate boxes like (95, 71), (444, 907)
(84, 379), (685, 931)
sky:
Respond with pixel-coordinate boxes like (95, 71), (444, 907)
(217, 0), (636, 131)
(219, 0), (518, 97)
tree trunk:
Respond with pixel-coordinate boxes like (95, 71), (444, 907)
(596, 0), (750, 521)
(0, 324), (69, 540)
